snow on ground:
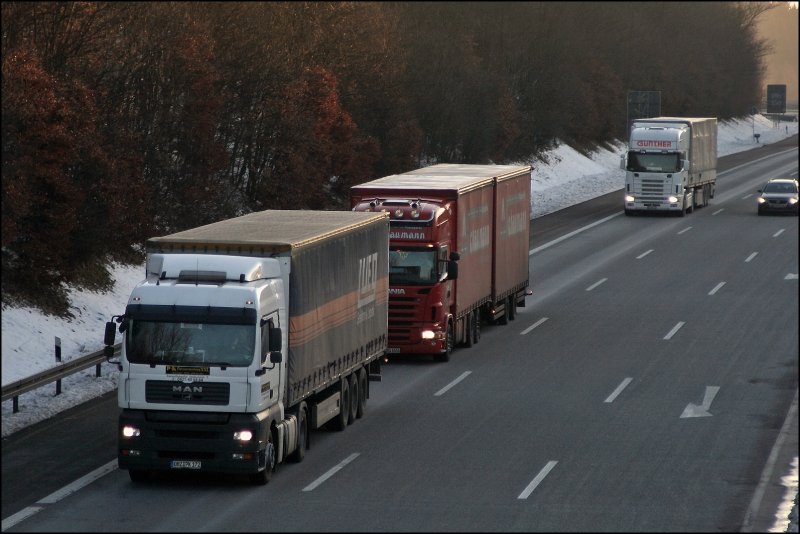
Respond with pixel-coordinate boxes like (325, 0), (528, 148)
(1, 112), (797, 531)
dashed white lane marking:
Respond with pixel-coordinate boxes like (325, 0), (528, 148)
(604, 377), (633, 403)
(518, 461), (558, 500)
(678, 226), (692, 235)
(585, 278), (607, 291)
(520, 317), (549, 336)
(636, 249), (653, 259)
(434, 371), (472, 397)
(302, 453), (360, 492)
(745, 252), (758, 263)
(663, 321), (685, 340)
(708, 282), (726, 295)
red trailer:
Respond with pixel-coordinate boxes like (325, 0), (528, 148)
(351, 164), (531, 361)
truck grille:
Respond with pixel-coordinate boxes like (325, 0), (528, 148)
(389, 296), (417, 343)
(145, 381), (230, 405)
(637, 178), (667, 201)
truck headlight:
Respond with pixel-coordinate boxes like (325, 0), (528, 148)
(421, 330), (435, 340)
(624, 195), (635, 203)
(122, 425), (141, 438)
(234, 430), (253, 442)
(668, 196), (679, 203)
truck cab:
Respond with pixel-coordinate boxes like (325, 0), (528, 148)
(352, 197), (458, 357)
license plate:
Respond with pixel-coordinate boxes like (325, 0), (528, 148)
(386, 348), (400, 353)
(171, 460), (201, 469)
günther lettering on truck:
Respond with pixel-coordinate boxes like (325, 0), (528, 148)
(622, 117), (718, 216)
(103, 210), (389, 485)
(350, 163), (532, 362)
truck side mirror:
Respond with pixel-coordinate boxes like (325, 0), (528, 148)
(681, 159), (690, 170)
(619, 154), (627, 170)
(449, 251), (460, 261)
(104, 321), (117, 346)
(269, 351), (283, 364)
(447, 260), (459, 280)
(269, 326), (282, 352)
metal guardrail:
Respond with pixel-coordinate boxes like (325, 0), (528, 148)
(2, 343), (121, 413)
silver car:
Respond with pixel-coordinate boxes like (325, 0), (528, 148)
(757, 178), (799, 216)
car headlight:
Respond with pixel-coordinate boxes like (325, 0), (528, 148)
(789, 197), (798, 205)
(757, 197), (766, 204)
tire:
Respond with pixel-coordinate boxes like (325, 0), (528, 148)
(472, 310), (481, 345)
(332, 377), (349, 431)
(356, 369), (367, 419)
(498, 300), (509, 325)
(347, 373), (359, 425)
(250, 429), (276, 485)
(128, 469), (150, 483)
(508, 296), (517, 321)
(434, 322), (454, 362)
(465, 312), (474, 347)
(289, 405), (307, 463)
(679, 198), (687, 217)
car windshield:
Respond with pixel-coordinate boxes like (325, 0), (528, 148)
(126, 321), (255, 367)
(763, 182), (798, 194)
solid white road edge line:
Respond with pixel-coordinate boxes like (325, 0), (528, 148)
(529, 213), (622, 255)
(518, 461), (558, 500)
(302, 453), (360, 492)
(1, 459), (118, 531)
(434, 371), (472, 397)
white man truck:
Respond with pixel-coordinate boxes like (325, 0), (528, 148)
(103, 210), (389, 484)
(622, 117), (717, 216)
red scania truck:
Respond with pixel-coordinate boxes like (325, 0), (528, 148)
(351, 164), (531, 362)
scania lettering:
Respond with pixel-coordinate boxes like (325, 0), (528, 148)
(103, 210), (389, 484)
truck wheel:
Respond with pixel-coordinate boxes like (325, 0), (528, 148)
(356, 369), (367, 419)
(434, 322), (454, 362)
(348, 373), (359, 425)
(251, 429), (277, 485)
(508, 297), (517, 321)
(289, 406), (307, 463)
(332, 377), (349, 431)
(128, 470), (150, 483)
(465, 313), (474, 348)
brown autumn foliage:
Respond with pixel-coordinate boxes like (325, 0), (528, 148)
(0, 1), (780, 315)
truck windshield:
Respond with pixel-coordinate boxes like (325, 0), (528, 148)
(126, 321), (256, 367)
(627, 153), (681, 173)
(389, 248), (438, 285)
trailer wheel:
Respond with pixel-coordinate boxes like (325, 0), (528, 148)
(289, 405), (307, 463)
(356, 369), (367, 419)
(472, 310), (481, 344)
(332, 377), (349, 431)
(348, 373), (359, 425)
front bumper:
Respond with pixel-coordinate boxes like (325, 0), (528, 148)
(117, 409), (267, 475)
